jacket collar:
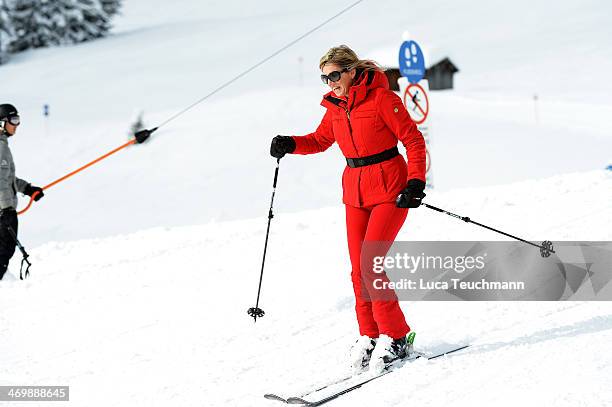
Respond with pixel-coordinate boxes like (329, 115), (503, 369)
(321, 69), (389, 111)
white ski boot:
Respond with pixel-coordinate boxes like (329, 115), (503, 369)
(369, 333), (414, 373)
(349, 335), (377, 373)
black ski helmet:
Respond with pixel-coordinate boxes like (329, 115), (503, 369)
(0, 104), (18, 121)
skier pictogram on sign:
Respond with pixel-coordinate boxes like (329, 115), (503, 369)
(403, 83), (429, 124)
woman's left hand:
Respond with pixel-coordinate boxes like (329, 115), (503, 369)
(396, 179), (426, 208)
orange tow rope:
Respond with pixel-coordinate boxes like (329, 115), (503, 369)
(18, 138), (137, 215)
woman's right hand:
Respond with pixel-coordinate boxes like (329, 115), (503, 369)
(270, 135), (296, 159)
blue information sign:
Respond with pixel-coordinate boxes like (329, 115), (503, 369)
(398, 40), (426, 84)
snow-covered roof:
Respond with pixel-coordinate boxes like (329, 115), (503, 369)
(365, 43), (457, 69)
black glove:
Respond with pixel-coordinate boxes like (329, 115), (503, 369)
(0, 208), (17, 227)
(24, 184), (44, 201)
(396, 179), (426, 208)
(270, 135), (296, 159)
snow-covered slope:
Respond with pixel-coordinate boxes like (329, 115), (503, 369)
(0, 0), (610, 245)
(1, 170), (610, 406)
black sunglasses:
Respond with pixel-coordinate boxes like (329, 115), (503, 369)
(5, 115), (20, 126)
(321, 68), (348, 84)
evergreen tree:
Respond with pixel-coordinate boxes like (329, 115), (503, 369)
(9, 0), (65, 52)
(0, 0), (13, 62)
(5, 0), (120, 54)
(100, 0), (120, 18)
(65, 0), (110, 44)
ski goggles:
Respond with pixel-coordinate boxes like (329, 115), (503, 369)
(2, 115), (20, 126)
(320, 68), (348, 84)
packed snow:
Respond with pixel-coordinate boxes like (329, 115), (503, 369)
(1, 0), (611, 406)
(1, 169), (611, 406)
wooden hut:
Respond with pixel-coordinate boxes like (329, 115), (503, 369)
(425, 58), (459, 90)
(383, 57), (459, 91)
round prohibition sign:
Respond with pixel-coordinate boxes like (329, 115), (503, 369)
(403, 83), (429, 124)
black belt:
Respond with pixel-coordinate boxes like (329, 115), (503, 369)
(346, 146), (399, 168)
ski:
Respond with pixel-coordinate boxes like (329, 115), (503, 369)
(264, 332), (417, 403)
(264, 375), (354, 405)
(264, 343), (469, 405)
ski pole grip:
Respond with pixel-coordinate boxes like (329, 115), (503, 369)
(273, 159), (280, 188)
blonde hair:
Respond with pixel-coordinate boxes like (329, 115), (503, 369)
(319, 45), (382, 72)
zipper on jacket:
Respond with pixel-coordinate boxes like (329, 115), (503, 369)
(344, 108), (351, 128)
(344, 107), (359, 155)
(344, 106), (362, 206)
(325, 94), (359, 167)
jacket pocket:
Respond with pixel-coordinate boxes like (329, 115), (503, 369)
(378, 164), (388, 193)
(380, 157), (406, 196)
(351, 108), (376, 119)
(351, 111), (376, 150)
(362, 164), (386, 197)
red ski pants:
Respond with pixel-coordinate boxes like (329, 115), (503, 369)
(345, 202), (410, 339)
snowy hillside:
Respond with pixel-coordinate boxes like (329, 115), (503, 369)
(1, 170), (611, 406)
(0, 0), (610, 245)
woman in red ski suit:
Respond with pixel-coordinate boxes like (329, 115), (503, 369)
(270, 45), (426, 367)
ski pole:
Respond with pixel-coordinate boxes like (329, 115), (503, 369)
(247, 158), (281, 322)
(7, 226), (31, 280)
(17, 128), (156, 215)
(422, 203), (555, 257)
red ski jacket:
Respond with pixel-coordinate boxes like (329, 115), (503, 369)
(292, 70), (426, 207)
